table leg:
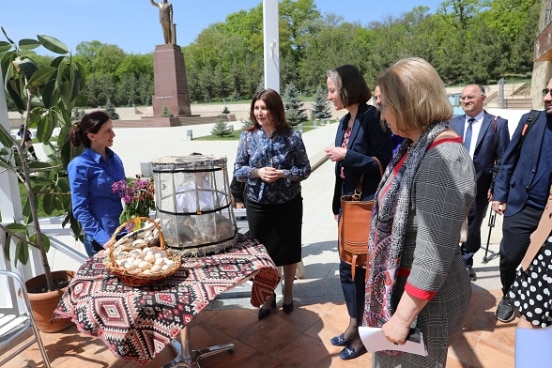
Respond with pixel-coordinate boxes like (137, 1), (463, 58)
(162, 326), (235, 368)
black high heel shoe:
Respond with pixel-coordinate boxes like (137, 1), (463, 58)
(283, 301), (294, 314)
(258, 293), (276, 320)
(258, 307), (271, 320)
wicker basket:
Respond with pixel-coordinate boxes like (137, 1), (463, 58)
(104, 217), (181, 287)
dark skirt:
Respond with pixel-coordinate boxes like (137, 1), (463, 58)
(245, 195), (302, 266)
(508, 238), (552, 327)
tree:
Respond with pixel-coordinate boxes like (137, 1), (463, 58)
(105, 99), (119, 120)
(211, 118), (232, 137)
(283, 83), (308, 126)
(311, 86), (332, 120)
(160, 105), (174, 117)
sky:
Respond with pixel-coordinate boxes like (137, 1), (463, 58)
(1, 1), (443, 55)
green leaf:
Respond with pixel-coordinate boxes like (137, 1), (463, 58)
(13, 56), (38, 80)
(1, 50), (16, 76)
(27, 160), (51, 170)
(43, 193), (55, 215)
(6, 79), (26, 111)
(69, 63), (83, 102)
(0, 41), (12, 53)
(66, 210), (83, 242)
(1, 27), (15, 45)
(45, 111), (58, 141)
(37, 35), (69, 54)
(14, 240), (29, 266)
(27, 66), (56, 88)
(41, 79), (57, 108)
(6, 223), (28, 233)
(0, 127), (14, 148)
(49, 55), (65, 68)
(3, 233), (12, 262)
(57, 176), (70, 193)
(18, 38), (40, 50)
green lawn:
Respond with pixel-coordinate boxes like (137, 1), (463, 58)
(195, 121), (329, 141)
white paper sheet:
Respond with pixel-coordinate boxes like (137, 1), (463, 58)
(359, 326), (427, 356)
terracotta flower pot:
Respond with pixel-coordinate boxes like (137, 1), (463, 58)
(24, 270), (75, 333)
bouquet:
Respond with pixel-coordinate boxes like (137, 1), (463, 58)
(112, 175), (156, 230)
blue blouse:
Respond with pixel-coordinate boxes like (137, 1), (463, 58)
(68, 148), (126, 246)
(234, 128), (311, 204)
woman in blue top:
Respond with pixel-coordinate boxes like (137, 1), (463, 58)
(68, 111), (126, 257)
(234, 89), (311, 320)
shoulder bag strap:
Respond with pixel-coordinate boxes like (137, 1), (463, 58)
(352, 156), (384, 201)
(373, 156), (383, 178)
(352, 174), (365, 201)
(491, 115), (499, 148)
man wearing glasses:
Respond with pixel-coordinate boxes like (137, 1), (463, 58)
(450, 85), (510, 283)
(491, 79), (552, 323)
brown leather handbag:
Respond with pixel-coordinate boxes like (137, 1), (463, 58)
(338, 157), (383, 279)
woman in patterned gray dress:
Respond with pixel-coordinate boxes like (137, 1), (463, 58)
(365, 57), (476, 367)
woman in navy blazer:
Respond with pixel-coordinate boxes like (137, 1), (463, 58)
(325, 64), (393, 360)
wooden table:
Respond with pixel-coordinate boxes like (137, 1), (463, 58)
(52, 235), (280, 366)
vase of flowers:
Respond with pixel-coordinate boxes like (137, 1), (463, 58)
(112, 175), (156, 230)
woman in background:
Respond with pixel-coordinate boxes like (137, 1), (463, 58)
(325, 64), (393, 360)
(68, 110), (126, 257)
(234, 89), (311, 319)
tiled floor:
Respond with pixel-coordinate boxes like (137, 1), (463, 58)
(3, 124), (518, 367)
(5, 287), (515, 368)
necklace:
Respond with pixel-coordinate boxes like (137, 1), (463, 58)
(348, 114), (356, 129)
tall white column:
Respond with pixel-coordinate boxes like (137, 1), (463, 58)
(0, 68), (32, 278)
(263, 0), (280, 93)
(0, 70), (22, 224)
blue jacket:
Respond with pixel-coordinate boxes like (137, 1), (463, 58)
(450, 111), (510, 199)
(493, 110), (548, 216)
(331, 103), (393, 215)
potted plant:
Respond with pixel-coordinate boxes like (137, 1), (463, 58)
(0, 28), (86, 332)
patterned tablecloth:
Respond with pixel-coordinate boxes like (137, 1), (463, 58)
(52, 235), (280, 366)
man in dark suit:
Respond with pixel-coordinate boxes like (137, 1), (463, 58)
(450, 84), (510, 282)
(492, 78), (552, 322)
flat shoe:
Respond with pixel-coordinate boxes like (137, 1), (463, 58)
(339, 344), (366, 360)
(330, 333), (353, 346)
(467, 267), (477, 282)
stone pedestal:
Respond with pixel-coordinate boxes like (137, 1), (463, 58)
(152, 44), (192, 119)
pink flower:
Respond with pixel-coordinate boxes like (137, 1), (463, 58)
(112, 175), (156, 227)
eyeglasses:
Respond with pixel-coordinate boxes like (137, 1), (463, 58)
(460, 94), (484, 101)
(542, 88), (552, 97)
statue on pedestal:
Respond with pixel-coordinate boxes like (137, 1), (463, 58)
(149, 0), (173, 44)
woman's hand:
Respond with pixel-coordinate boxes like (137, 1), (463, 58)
(325, 146), (347, 162)
(259, 167), (281, 183)
(382, 292), (426, 345)
(381, 313), (412, 346)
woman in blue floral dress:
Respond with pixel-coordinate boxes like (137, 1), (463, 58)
(234, 89), (311, 320)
